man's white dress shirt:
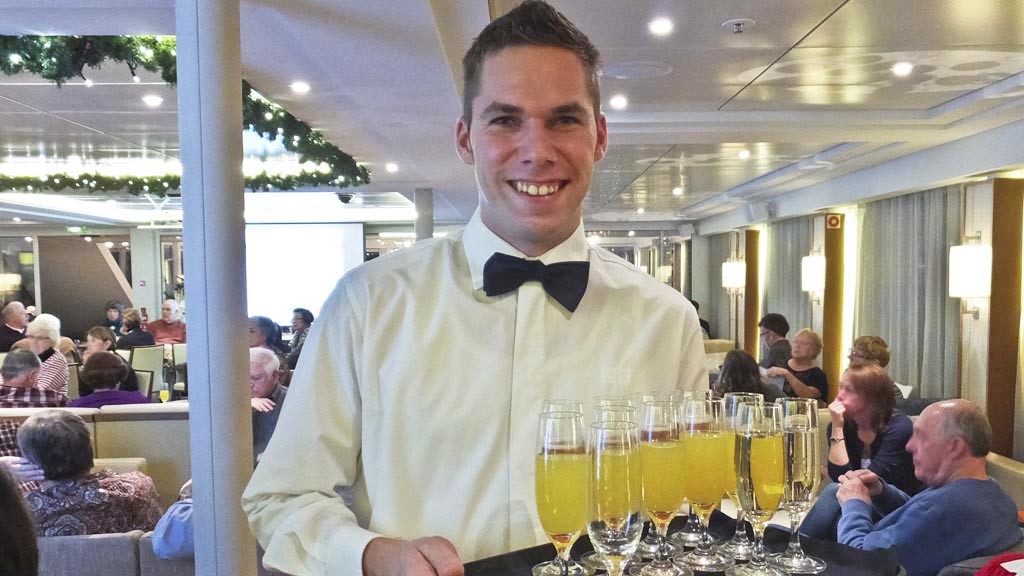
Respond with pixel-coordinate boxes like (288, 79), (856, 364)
(243, 210), (708, 574)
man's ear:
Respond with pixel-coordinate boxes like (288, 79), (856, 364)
(455, 117), (474, 165)
(593, 112), (608, 162)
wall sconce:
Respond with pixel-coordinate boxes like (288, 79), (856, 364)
(722, 260), (746, 294)
(801, 254), (826, 303)
(948, 233), (991, 320)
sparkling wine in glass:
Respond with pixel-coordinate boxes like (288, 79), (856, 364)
(534, 411), (589, 576)
(719, 392), (764, 561)
(587, 421), (645, 576)
(676, 399), (733, 572)
(631, 400), (691, 576)
(770, 398), (826, 574)
(726, 403), (785, 576)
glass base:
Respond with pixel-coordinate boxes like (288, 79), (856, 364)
(675, 548), (734, 572)
(627, 559), (693, 576)
(719, 537), (755, 561)
(636, 538), (681, 560)
(532, 559), (593, 576)
(768, 553), (827, 574)
(725, 564), (786, 576)
(668, 529), (718, 548)
(579, 551), (609, 574)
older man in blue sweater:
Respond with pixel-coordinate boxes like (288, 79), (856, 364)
(835, 399), (1020, 576)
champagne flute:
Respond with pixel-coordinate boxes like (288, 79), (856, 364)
(769, 398), (826, 574)
(633, 392), (680, 560)
(631, 400), (691, 576)
(534, 411), (589, 576)
(719, 392), (765, 561)
(726, 404), (785, 576)
(676, 399), (733, 572)
(587, 421), (645, 576)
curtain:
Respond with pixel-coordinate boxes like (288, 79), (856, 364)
(854, 185), (962, 398)
(763, 216), (814, 336)
(707, 233), (733, 340)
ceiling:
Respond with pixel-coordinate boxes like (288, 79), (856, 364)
(2, 0), (1024, 230)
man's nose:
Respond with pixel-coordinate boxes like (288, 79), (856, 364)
(517, 121), (556, 164)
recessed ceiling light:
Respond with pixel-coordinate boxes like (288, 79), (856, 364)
(672, 187), (683, 196)
(609, 94), (629, 110)
(587, 234), (600, 246)
(12, 217), (21, 222)
(84, 78), (93, 87)
(352, 196), (364, 205)
(637, 207), (645, 214)
(648, 17), (674, 37)
(628, 230), (636, 237)
(289, 81), (311, 95)
(175, 236), (182, 240)
(121, 241), (130, 247)
(84, 236), (93, 242)
(142, 94), (164, 108)
(385, 162), (399, 173)
(133, 75), (141, 83)
(104, 241), (114, 248)
(23, 236), (32, 243)
(892, 61), (914, 77)
(738, 149), (751, 160)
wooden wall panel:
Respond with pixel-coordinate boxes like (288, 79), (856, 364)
(823, 214), (845, 400)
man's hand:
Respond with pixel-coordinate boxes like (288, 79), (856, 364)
(843, 469), (884, 497)
(363, 536), (464, 576)
(250, 397), (276, 413)
(836, 475), (871, 505)
(766, 367), (787, 378)
(0, 455), (44, 483)
(827, 400), (846, 428)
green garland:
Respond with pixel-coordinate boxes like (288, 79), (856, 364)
(0, 35), (370, 194)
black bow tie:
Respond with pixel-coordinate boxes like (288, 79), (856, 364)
(483, 252), (590, 312)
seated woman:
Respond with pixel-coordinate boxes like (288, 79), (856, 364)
(69, 352), (148, 408)
(115, 308), (156, 350)
(23, 314), (69, 396)
(248, 316), (290, 385)
(766, 328), (828, 402)
(17, 410), (162, 536)
(801, 364), (924, 539)
(81, 326), (138, 394)
(0, 465), (37, 575)
(713, 349), (785, 402)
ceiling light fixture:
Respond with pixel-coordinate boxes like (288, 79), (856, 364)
(121, 241), (130, 247)
(289, 81), (311, 95)
(385, 162), (399, 173)
(738, 149), (751, 160)
(892, 62), (914, 77)
(12, 217), (21, 222)
(84, 236), (93, 242)
(648, 17), (674, 37)
(132, 75), (140, 83)
(142, 94), (164, 107)
(352, 196), (364, 205)
(672, 187), (684, 196)
(23, 236), (32, 243)
(84, 78), (93, 87)
(609, 94), (629, 110)
(637, 207), (646, 214)
(104, 241), (114, 248)
(628, 230), (636, 237)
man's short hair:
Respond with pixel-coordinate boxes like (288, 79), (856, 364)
(1, 349), (40, 382)
(163, 300), (181, 321)
(758, 313), (790, 337)
(939, 400), (992, 457)
(2, 301), (23, 323)
(293, 308), (314, 326)
(250, 347), (280, 378)
(17, 410), (94, 481)
(461, 0), (601, 125)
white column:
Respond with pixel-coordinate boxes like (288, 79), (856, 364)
(175, 0), (256, 574)
(128, 228), (163, 312)
(415, 187), (434, 241)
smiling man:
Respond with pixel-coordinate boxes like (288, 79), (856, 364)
(243, 3), (707, 575)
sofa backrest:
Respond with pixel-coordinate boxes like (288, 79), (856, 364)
(0, 407), (99, 454)
(38, 530), (143, 576)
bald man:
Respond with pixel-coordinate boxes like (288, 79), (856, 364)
(834, 400), (1021, 576)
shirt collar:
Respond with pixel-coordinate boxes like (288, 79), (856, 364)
(463, 208), (589, 291)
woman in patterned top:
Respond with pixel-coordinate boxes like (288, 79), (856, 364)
(17, 410), (162, 536)
(21, 314), (68, 397)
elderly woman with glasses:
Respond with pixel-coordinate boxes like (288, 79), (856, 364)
(18, 410), (162, 536)
(765, 328), (828, 402)
(19, 314), (69, 396)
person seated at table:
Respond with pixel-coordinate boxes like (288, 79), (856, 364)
(0, 301), (28, 352)
(147, 300), (186, 345)
(83, 326), (118, 363)
(115, 308), (156, 350)
(152, 479), (195, 559)
(0, 349), (66, 409)
(18, 410), (163, 536)
(801, 364), (923, 538)
(286, 308), (314, 370)
(828, 400), (1020, 576)
(0, 465), (38, 576)
(766, 328), (828, 401)
(712, 349), (784, 402)
(248, 316), (290, 386)
(848, 335), (908, 397)
(250, 347), (288, 463)
(19, 315), (68, 396)
(69, 352), (148, 408)
(758, 313), (791, 369)
(103, 299), (124, 334)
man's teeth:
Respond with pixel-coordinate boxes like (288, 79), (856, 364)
(515, 181), (560, 196)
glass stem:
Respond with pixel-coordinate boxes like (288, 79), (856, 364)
(557, 545), (572, 576)
(732, 509), (749, 544)
(750, 528), (767, 568)
(697, 510), (713, 554)
(653, 522), (671, 566)
(786, 510), (806, 558)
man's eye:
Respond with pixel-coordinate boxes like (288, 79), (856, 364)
(556, 116), (582, 125)
(490, 116), (517, 126)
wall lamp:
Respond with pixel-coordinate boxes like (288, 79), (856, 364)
(722, 260), (746, 295)
(948, 232), (991, 320)
(801, 254), (826, 304)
